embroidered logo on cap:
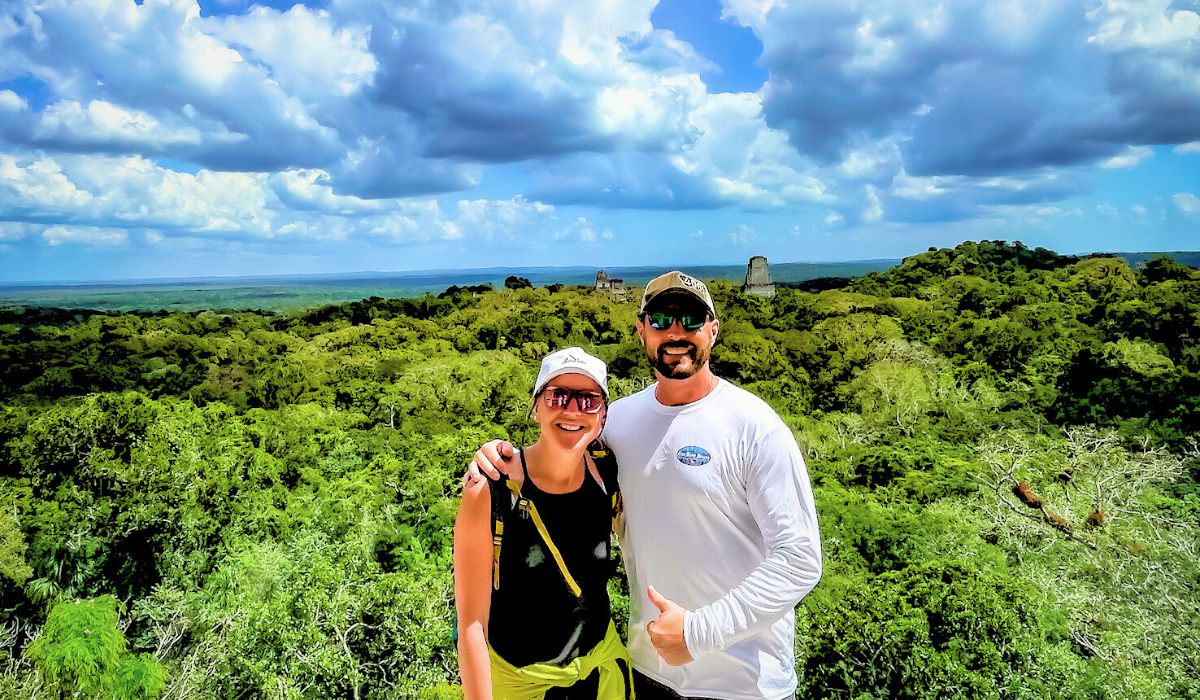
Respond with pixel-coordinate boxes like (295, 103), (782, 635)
(676, 446), (711, 466)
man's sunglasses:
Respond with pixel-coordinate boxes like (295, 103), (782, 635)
(644, 310), (709, 331)
(542, 386), (606, 414)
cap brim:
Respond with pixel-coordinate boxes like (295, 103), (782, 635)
(535, 367), (608, 397)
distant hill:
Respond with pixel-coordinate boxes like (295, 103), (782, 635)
(0, 260), (901, 312)
(0, 248), (1194, 313)
(1111, 251), (1200, 269)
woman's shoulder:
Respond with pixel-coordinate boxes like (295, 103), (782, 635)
(460, 472), (493, 506)
(587, 441), (619, 494)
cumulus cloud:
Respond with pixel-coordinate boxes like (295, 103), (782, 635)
(208, 5), (377, 101)
(554, 216), (614, 242)
(0, 222), (35, 241)
(1174, 192), (1200, 215)
(0, 153), (94, 218)
(0, 150), (507, 247)
(533, 91), (832, 209)
(0, 0), (1196, 248)
(729, 224), (757, 243)
(2, 0), (343, 171)
(0, 90), (27, 112)
(862, 185), (883, 223)
(1102, 146), (1154, 169)
(737, 0), (1200, 177)
(620, 29), (717, 75)
(42, 225), (128, 247)
(267, 169), (382, 216)
(456, 195), (555, 240)
(0, 0), (840, 211)
(877, 166), (1089, 223)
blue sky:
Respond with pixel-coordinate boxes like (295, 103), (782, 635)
(0, 0), (1197, 282)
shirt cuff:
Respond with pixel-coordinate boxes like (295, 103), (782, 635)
(682, 609), (706, 659)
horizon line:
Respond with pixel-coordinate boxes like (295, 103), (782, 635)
(2, 246), (1196, 288)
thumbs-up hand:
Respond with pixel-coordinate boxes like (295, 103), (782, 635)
(645, 586), (694, 666)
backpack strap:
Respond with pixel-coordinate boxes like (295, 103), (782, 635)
(588, 441), (623, 538)
(489, 474), (513, 591)
(491, 450), (585, 599)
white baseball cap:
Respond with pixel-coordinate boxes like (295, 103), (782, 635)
(534, 347), (608, 398)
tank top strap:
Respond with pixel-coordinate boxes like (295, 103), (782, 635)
(518, 447), (532, 478)
(518, 448), (599, 497)
(516, 448), (534, 496)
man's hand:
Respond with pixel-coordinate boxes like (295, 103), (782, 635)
(645, 585), (694, 666)
(465, 439), (516, 484)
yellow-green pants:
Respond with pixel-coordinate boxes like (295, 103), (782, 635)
(489, 620), (634, 699)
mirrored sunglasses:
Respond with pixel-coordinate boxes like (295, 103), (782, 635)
(542, 386), (605, 414)
(645, 309), (708, 331)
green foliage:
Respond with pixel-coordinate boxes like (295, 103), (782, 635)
(799, 560), (1073, 699)
(27, 595), (165, 699)
(0, 241), (1197, 697)
(0, 509), (32, 585)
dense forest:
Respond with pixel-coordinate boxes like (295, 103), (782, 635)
(1, 240), (1197, 698)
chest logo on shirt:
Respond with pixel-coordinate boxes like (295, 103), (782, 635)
(676, 445), (711, 466)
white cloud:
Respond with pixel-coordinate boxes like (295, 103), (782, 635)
(456, 195), (555, 240)
(540, 91), (834, 209)
(5, 0), (343, 171)
(33, 100), (208, 149)
(555, 216), (613, 242)
(737, 0), (1200, 182)
(863, 185), (883, 223)
(0, 0), (1197, 248)
(1132, 203), (1147, 215)
(891, 170), (955, 200)
(0, 0), (838, 210)
(208, 5), (377, 100)
(0, 222), (34, 241)
(363, 202), (462, 242)
(0, 90), (27, 112)
(1101, 146), (1154, 169)
(267, 169), (381, 215)
(836, 144), (896, 180)
(0, 151), (523, 248)
(1087, 0), (1200, 49)
(42, 225), (127, 247)
(1097, 202), (1120, 216)
(1173, 192), (1200, 215)
(0, 153), (94, 214)
(729, 224), (757, 244)
(680, 92), (833, 206)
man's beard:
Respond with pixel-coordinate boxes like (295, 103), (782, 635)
(647, 341), (709, 379)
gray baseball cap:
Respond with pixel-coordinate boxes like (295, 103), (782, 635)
(639, 270), (718, 319)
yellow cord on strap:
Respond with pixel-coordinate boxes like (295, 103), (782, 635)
(506, 480), (583, 599)
(492, 520), (504, 590)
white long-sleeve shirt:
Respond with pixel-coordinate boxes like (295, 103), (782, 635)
(604, 379), (822, 700)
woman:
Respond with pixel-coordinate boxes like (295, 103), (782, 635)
(454, 347), (632, 699)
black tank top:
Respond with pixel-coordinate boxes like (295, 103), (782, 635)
(488, 450), (616, 668)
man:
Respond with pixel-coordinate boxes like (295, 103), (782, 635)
(471, 271), (822, 699)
